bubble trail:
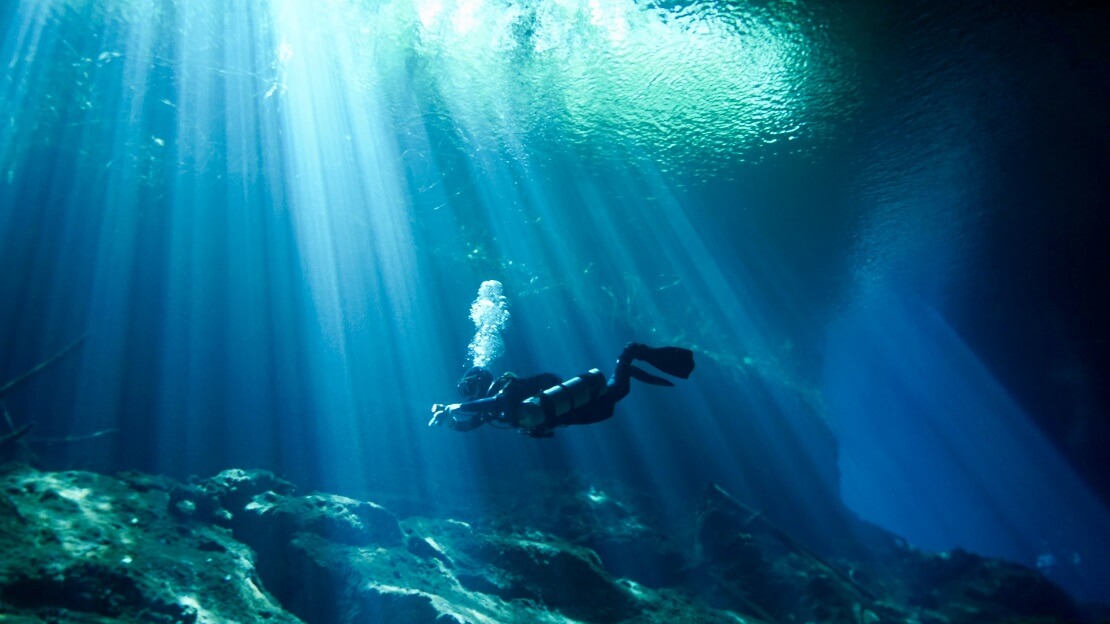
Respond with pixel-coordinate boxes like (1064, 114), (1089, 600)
(467, 280), (510, 368)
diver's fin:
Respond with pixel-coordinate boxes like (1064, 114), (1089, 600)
(637, 346), (695, 379)
(630, 365), (675, 386)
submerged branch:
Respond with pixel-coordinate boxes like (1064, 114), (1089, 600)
(28, 428), (119, 446)
(2, 401), (13, 432)
(709, 483), (878, 602)
(0, 422), (33, 450)
(0, 334), (88, 398)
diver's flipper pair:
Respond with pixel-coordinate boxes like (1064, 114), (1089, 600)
(636, 346), (695, 379)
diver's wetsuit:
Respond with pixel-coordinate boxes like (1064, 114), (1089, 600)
(446, 343), (683, 435)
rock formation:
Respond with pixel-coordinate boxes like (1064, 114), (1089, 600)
(0, 464), (1099, 623)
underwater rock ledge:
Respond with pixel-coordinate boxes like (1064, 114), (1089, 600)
(0, 464), (1099, 624)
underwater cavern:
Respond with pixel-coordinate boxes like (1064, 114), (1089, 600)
(1, 0), (1108, 622)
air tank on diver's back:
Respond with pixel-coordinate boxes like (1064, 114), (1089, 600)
(515, 369), (607, 431)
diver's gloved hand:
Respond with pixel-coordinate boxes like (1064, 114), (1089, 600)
(429, 404), (446, 427)
(428, 403), (460, 427)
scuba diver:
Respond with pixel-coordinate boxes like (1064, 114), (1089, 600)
(429, 343), (695, 438)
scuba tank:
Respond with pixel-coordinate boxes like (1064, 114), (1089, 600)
(515, 369), (607, 432)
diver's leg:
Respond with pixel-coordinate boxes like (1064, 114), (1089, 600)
(606, 342), (647, 403)
(551, 344), (646, 429)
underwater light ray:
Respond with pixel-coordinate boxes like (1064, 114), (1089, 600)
(552, 160), (867, 537)
(266, 1), (369, 470)
(0, 5), (91, 439)
(153, 0), (307, 473)
(835, 388), (973, 543)
(0, 2), (50, 178)
(215, 2), (291, 469)
(437, 149), (679, 484)
(52, 3), (206, 469)
(1, 1), (100, 280)
(825, 293), (1110, 578)
(824, 315), (987, 544)
(624, 163), (781, 371)
(153, 1), (229, 469)
(431, 148), (750, 493)
(460, 155), (782, 513)
(537, 168), (727, 488)
(262, 0), (483, 490)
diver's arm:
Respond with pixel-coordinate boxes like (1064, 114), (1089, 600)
(454, 395), (503, 414)
(429, 393), (506, 431)
(445, 411), (486, 432)
(446, 394), (505, 431)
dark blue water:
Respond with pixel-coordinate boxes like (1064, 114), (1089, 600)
(1, 0), (1107, 604)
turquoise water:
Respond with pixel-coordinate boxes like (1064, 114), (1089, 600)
(1, 0), (1107, 603)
